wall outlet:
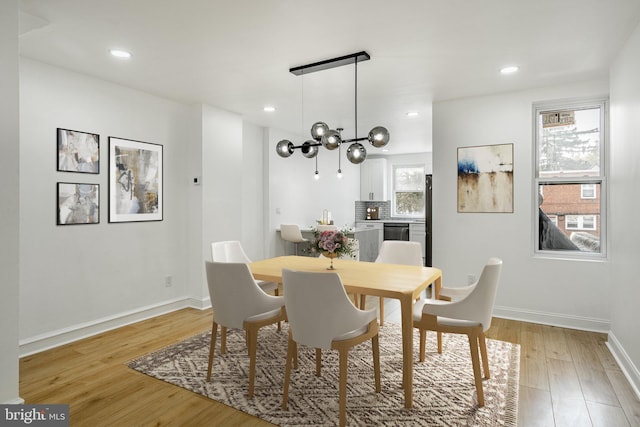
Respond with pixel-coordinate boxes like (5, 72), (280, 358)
(165, 275), (173, 287)
(467, 274), (477, 285)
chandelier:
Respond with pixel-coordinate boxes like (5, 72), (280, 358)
(275, 51), (390, 174)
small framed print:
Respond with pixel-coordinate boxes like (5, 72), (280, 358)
(57, 128), (100, 174)
(108, 137), (163, 223)
(57, 182), (100, 225)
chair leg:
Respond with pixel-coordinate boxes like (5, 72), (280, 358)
(437, 331), (443, 354)
(479, 331), (490, 379)
(282, 334), (295, 410)
(338, 348), (349, 427)
(419, 329), (426, 362)
(372, 335), (381, 393)
(275, 288), (281, 331)
(220, 326), (227, 354)
(359, 294), (366, 310)
(247, 328), (258, 398)
(206, 321), (218, 381)
(468, 330), (485, 406)
(379, 297), (385, 326)
(315, 348), (322, 376)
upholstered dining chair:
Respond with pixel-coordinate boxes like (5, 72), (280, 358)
(373, 240), (423, 326)
(281, 269), (381, 427)
(280, 224), (308, 255)
(211, 240), (279, 294)
(204, 261), (286, 398)
(413, 257), (502, 407)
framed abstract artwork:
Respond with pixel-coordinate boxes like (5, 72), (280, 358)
(457, 143), (514, 213)
(108, 137), (163, 223)
(57, 128), (100, 174)
(57, 182), (100, 225)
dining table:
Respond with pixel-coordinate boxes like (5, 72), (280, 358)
(249, 255), (442, 409)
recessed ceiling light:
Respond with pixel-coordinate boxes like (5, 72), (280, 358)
(406, 111), (419, 117)
(110, 49), (131, 59)
(263, 106), (276, 112)
(500, 65), (519, 74)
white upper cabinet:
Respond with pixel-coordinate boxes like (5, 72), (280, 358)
(360, 158), (387, 201)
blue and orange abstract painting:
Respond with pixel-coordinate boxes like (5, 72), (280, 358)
(457, 143), (513, 213)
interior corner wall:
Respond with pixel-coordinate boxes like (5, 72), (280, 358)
(0, 0), (21, 404)
(19, 58), (192, 351)
(609, 20), (640, 395)
(432, 79), (612, 331)
(242, 122), (268, 261)
(200, 104), (243, 281)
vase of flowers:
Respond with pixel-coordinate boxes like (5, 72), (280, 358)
(310, 226), (354, 270)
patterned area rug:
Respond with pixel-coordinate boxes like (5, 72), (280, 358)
(128, 323), (519, 426)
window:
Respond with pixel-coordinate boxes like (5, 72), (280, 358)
(565, 215), (596, 230)
(534, 98), (607, 256)
(392, 165), (425, 217)
(581, 184), (596, 199)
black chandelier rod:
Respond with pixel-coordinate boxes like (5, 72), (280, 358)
(289, 51), (370, 75)
(289, 136), (370, 151)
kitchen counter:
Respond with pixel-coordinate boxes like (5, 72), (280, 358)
(357, 219), (425, 224)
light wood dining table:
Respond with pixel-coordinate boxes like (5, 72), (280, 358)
(249, 255), (442, 409)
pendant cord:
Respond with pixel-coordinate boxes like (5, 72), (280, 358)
(354, 60), (358, 139)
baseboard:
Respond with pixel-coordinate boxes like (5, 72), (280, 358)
(18, 297), (206, 357)
(606, 332), (640, 400)
(2, 398), (24, 404)
(493, 305), (610, 333)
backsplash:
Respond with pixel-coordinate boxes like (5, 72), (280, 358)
(355, 201), (390, 221)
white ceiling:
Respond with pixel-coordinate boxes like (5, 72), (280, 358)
(18, 0), (640, 155)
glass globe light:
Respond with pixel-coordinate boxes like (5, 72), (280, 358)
(275, 139), (294, 158)
(310, 122), (329, 141)
(368, 126), (390, 148)
(321, 129), (342, 150)
(346, 142), (367, 164)
(301, 140), (319, 158)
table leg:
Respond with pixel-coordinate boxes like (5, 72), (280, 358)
(400, 295), (413, 409)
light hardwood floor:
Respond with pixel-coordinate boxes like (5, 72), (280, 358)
(20, 299), (640, 426)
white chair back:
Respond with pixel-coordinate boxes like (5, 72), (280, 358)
(280, 224), (306, 243)
(435, 257), (502, 330)
(205, 261), (284, 329)
(282, 269), (377, 349)
(375, 240), (423, 266)
(211, 240), (251, 263)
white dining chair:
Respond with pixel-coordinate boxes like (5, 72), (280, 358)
(211, 240), (279, 294)
(281, 269), (381, 427)
(204, 261), (286, 398)
(373, 240), (423, 325)
(413, 257), (503, 407)
(280, 224), (308, 255)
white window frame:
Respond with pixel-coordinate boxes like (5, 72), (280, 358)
(565, 215), (597, 231)
(581, 184), (596, 199)
(533, 97), (607, 259)
(391, 164), (425, 218)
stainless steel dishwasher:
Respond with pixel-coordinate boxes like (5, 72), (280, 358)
(383, 222), (410, 241)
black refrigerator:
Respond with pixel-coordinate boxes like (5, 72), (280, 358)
(425, 174), (433, 267)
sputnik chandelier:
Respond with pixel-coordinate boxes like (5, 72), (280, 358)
(275, 51), (390, 177)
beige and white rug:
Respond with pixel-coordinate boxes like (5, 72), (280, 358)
(128, 322), (519, 426)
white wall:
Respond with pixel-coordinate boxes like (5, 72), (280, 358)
(0, 0), (21, 404)
(609, 20), (640, 396)
(432, 79), (611, 332)
(265, 128), (361, 256)
(19, 59), (193, 353)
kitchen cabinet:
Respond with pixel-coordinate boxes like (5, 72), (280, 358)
(355, 222), (383, 261)
(409, 222), (426, 262)
(360, 158), (387, 201)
